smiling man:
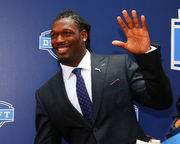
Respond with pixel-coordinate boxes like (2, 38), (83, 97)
(50, 18), (87, 67)
(34, 9), (172, 144)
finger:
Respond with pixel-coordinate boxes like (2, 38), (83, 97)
(112, 40), (127, 49)
(122, 10), (134, 29)
(141, 15), (147, 30)
(131, 10), (141, 28)
(117, 16), (129, 34)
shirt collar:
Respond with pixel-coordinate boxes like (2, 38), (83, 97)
(60, 50), (91, 80)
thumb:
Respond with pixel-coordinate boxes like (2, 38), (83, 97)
(112, 40), (126, 49)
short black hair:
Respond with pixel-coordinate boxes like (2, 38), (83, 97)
(54, 9), (92, 52)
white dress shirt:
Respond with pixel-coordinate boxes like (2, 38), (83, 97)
(60, 50), (92, 114)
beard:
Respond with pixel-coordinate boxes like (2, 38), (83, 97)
(56, 46), (86, 67)
(57, 54), (80, 67)
(57, 57), (73, 65)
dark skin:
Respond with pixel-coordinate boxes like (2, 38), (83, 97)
(51, 18), (88, 67)
(112, 10), (150, 54)
(51, 10), (150, 67)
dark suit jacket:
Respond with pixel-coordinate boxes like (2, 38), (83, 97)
(34, 48), (172, 144)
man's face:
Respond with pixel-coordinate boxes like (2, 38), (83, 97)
(51, 18), (87, 67)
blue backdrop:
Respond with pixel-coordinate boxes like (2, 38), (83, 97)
(0, 0), (180, 143)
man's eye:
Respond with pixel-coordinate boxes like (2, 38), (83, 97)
(64, 32), (71, 35)
(51, 34), (56, 38)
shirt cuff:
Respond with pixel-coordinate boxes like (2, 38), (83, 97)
(145, 45), (157, 54)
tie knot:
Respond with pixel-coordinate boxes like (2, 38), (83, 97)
(72, 68), (81, 76)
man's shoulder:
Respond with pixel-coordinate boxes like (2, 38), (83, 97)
(91, 53), (132, 66)
(91, 53), (129, 60)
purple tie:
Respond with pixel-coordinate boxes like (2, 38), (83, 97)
(73, 68), (93, 124)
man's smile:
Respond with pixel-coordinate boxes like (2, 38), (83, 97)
(53, 45), (71, 54)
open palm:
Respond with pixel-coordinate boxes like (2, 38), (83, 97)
(112, 10), (150, 54)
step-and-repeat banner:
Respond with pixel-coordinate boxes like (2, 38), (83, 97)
(0, 0), (180, 143)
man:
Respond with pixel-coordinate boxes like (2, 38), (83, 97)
(166, 96), (180, 139)
(34, 9), (172, 144)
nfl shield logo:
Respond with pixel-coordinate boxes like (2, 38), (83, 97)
(171, 9), (180, 70)
(39, 30), (57, 59)
(0, 101), (14, 127)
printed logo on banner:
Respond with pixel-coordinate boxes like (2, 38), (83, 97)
(0, 101), (14, 127)
(171, 9), (180, 70)
(39, 30), (57, 59)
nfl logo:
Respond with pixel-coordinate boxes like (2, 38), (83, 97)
(39, 30), (57, 59)
(0, 101), (14, 127)
(171, 9), (180, 70)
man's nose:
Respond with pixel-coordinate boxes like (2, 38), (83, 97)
(55, 35), (65, 43)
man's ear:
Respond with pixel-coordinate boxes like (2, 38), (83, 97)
(81, 29), (88, 42)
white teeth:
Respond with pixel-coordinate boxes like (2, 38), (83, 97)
(57, 48), (67, 52)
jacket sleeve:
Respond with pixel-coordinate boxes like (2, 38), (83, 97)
(34, 90), (62, 144)
(126, 45), (173, 109)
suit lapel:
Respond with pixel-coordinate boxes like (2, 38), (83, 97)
(91, 53), (108, 123)
(51, 54), (108, 126)
(51, 70), (91, 127)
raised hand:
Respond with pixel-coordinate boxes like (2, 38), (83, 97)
(112, 10), (151, 54)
